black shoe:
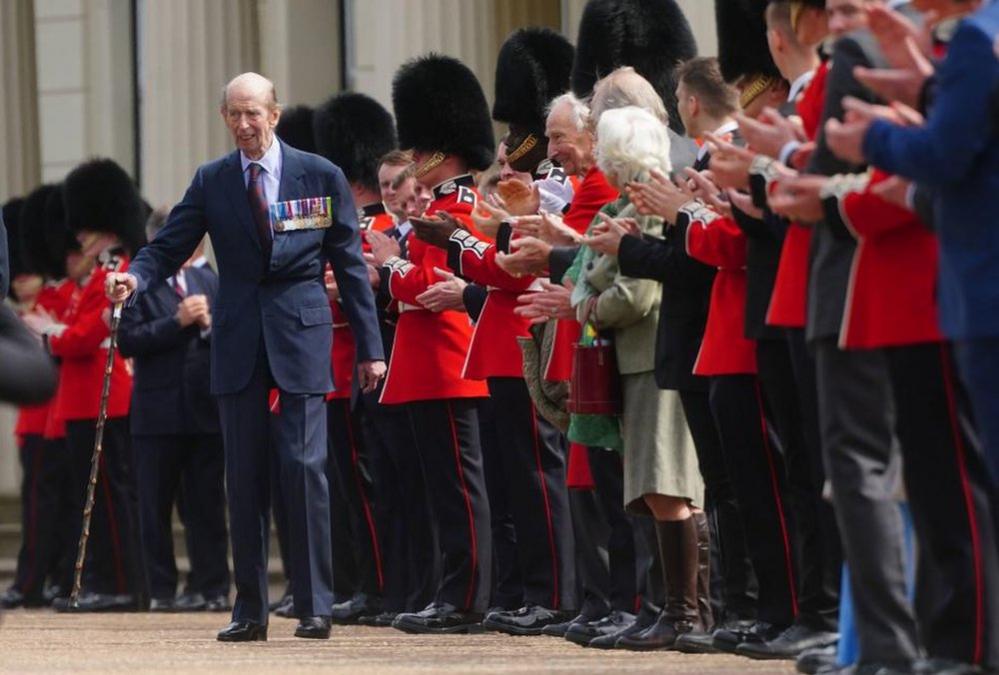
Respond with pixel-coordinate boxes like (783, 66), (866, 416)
(565, 610), (636, 646)
(204, 595), (232, 612)
(616, 612), (694, 651)
(330, 594), (381, 625)
(713, 620), (779, 653)
(295, 615), (332, 639)
(172, 592), (205, 612)
(674, 618), (755, 654)
(541, 615), (582, 638)
(797, 644), (839, 674)
(392, 603), (485, 634)
(149, 597), (177, 612)
(482, 604), (573, 636)
(587, 607), (660, 650)
(737, 623), (839, 660)
(0, 588), (25, 609)
(217, 620), (267, 642)
(43, 585), (65, 605)
(273, 594), (295, 618)
(56, 592), (138, 613)
(358, 611), (397, 627)
(268, 589), (291, 612)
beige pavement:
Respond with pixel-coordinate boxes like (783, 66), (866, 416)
(0, 610), (798, 674)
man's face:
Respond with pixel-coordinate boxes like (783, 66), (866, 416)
(65, 251), (94, 282)
(221, 87), (280, 160)
(497, 143), (533, 183)
(545, 101), (593, 177)
(378, 162), (408, 215)
(826, 0), (871, 38)
(396, 177), (431, 220)
(11, 274), (42, 303)
(675, 81), (697, 136)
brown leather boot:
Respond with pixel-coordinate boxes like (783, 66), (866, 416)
(694, 511), (714, 632)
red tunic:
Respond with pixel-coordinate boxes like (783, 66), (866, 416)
(15, 283), (72, 440)
(327, 299), (356, 401)
(682, 203), (757, 376)
(828, 171), (942, 349)
(766, 63), (829, 329)
(48, 258), (133, 421)
(379, 175), (489, 404)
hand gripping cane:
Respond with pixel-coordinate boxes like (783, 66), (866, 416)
(69, 297), (125, 608)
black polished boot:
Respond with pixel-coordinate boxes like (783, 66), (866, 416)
(694, 511), (714, 632)
(217, 621), (267, 642)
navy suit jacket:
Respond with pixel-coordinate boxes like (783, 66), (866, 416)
(128, 141), (384, 395)
(118, 265), (220, 435)
(864, 3), (999, 339)
(0, 209), (8, 299)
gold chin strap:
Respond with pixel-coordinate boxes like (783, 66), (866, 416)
(507, 133), (539, 165)
(740, 74), (780, 110)
(414, 151), (446, 179)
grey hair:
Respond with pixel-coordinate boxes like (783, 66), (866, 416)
(590, 67), (668, 126)
(595, 106), (672, 186)
(547, 92), (590, 132)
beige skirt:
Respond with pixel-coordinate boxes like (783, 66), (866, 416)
(621, 371), (704, 514)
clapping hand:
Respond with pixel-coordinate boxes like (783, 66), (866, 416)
(683, 168), (732, 217)
(471, 199), (511, 240)
(583, 212), (640, 257)
(495, 236), (551, 277)
(706, 132), (757, 190)
(626, 169), (692, 223)
(767, 175), (828, 223)
(412, 212), (463, 249)
(366, 229), (401, 266)
(515, 279), (575, 325)
(735, 110), (805, 160)
(415, 267), (468, 312)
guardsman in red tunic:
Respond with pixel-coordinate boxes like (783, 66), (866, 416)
(312, 92), (400, 624)
(369, 54), (494, 634)
(35, 160), (148, 612)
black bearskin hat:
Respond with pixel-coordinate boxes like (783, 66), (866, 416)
(17, 185), (58, 278)
(393, 54), (495, 172)
(572, 0), (697, 133)
(3, 197), (26, 285)
(716, 0), (783, 108)
(63, 158), (147, 256)
(276, 105), (316, 154)
(43, 186), (76, 279)
(313, 92), (398, 193)
(494, 27), (575, 174)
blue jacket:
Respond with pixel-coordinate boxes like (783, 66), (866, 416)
(863, 3), (999, 339)
(118, 264), (220, 435)
(0, 209), (8, 299)
(128, 141), (384, 395)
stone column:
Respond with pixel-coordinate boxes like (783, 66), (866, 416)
(0, 0), (40, 198)
(258, 0), (341, 108)
(139, 0), (260, 207)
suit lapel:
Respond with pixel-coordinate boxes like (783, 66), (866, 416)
(278, 141), (306, 202)
(221, 151), (261, 251)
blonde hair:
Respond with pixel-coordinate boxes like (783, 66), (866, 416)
(595, 106), (672, 186)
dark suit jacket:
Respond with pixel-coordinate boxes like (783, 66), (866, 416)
(127, 141), (384, 395)
(0, 304), (57, 404)
(118, 265), (220, 435)
(618, 226), (715, 392)
(0, 209), (8, 299)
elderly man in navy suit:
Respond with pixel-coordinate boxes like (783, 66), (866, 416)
(106, 72), (386, 642)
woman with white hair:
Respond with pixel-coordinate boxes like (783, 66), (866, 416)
(566, 106), (705, 650)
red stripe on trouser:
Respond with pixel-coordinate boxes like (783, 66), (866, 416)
(528, 403), (560, 610)
(753, 379), (799, 617)
(99, 454), (128, 594)
(343, 404), (384, 592)
(939, 343), (985, 664)
(22, 444), (44, 590)
(446, 401), (479, 610)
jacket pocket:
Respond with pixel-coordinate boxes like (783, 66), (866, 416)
(299, 305), (333, 326)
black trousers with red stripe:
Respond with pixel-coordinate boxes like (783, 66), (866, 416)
(65, 418), (147, 602)
(11, 435), (73, 602)
(326, 398), (384, 602)
(708, 375), (798, 629)
(407, 398), (492, 612)
(486, 377), (575, 611)
(887, 342), (999, 668)
(758, 335), (842, 632)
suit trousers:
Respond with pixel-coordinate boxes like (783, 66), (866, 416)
(758, 335), (841, 631)
(486, 377), (575, 610)
(133, 432), (229, 600)
(65, 418), (146, 601)
(360, 391), (439, 612)
(955, 336), (999, 494)
(887, 342), (999, 668)
(679, 389), (757, 622)
(813, 338), (920, 665)
(406, 398), (491, 613)
(326, 398), (384, 601)
(708, 375), (798, 628)
(217, 346), (332, 624)
(12, 435), (72, 602)
(269, 423), (295, 600)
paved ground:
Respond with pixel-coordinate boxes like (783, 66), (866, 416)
(0, 610), (798, 674)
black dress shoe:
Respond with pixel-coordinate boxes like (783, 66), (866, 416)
(565, 610), (636, 646)
(737, 623), (839, 660)
(331, 594), (381, 625)
(358, 611), (397, 627)
(204, 595), (232, 612)
(295, 615), (332, 639)
(674, 617), (754, 654)
(797, 644), (839, 674)
(217, 620), (267, 642)
(269, 589), (292, 612)
(616, 612), (695, 651)
(172, 592), (205, 612)
(273, 594), (295, 618)
(392, 603), (485, 634)
(712, 620), (780, 653)
(56, 592), (139, 613)
(587, 607), (659, 649)
(482, 604), (573, 636)
(149, 597), (177, 612)
(0, 588), (25, 609)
